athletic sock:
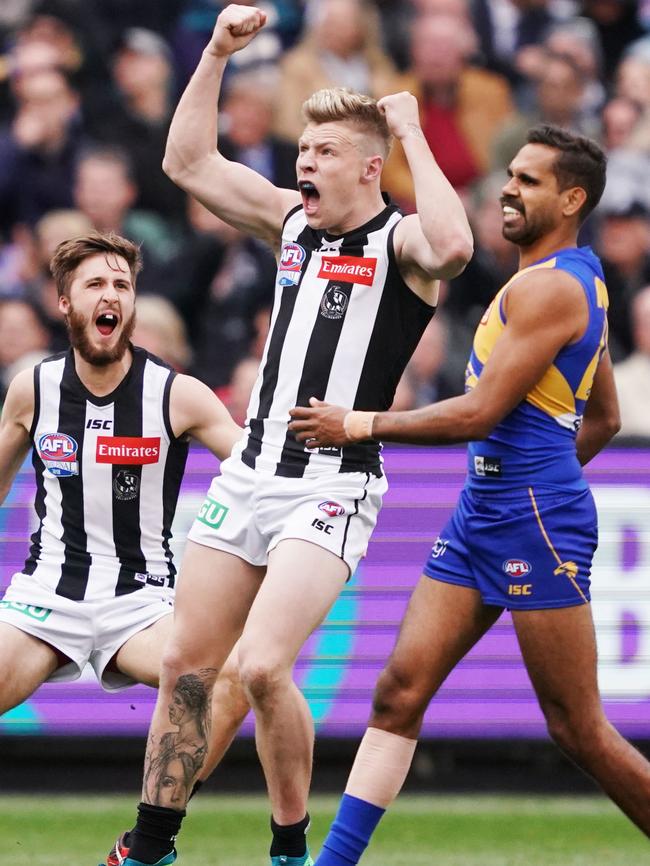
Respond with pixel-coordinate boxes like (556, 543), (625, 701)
(315, 795), (385, 866)
(122, 782), (201, 849)
(270, 812), (311, 858)
(127, 802), (186, 864)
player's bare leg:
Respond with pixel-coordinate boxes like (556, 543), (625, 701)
(116, 619), (251, 779)
(236, 539), (349, 857)
(125, 541), (264, 865)
(369, 577), (503, 736)
(0, 623), (60, 714)
(314, 578), (503, 866)
(514, 603), (650, 837)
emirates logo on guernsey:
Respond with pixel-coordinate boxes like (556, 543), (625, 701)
(318, 256), (377, 285)
(96, 436), (161, 464)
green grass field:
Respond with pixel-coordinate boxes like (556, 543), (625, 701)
(1, 794), (648, 866)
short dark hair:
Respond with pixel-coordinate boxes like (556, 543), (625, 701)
(526, 124), (607, 221)
(50, 231), (142, 297)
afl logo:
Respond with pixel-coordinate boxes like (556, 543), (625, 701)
(320, 285), (348, 320)
(319, 501), (345, 518)
(37, 432), (79, 477)
(503, 559), (532, 577)
(38, 433), (78, 461)
(279, 242), (306, 286)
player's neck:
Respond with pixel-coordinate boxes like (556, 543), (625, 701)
(324, 190), (386, 237)
(73, 347), (134, 397)
(517, 228), (579, 270)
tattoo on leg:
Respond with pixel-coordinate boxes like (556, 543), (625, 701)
(144, 669), (217, 806)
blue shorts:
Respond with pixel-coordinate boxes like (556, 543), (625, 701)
(423, 486), (598, 610)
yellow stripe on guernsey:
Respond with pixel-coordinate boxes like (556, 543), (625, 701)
(470, 255), (608, 430)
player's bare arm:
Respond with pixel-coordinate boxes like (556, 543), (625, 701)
(576, 348), (620, 466)
(382, 92), (473, 302)
(288, 269), (588, 447)
(170, 375), (243, 460)
(0, 368), (34, 504)
(162, 4), (300, 248)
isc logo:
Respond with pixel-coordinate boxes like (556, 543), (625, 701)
(508, 584), (533, 596)
(502, 559), (531, 577)
(311, 518), (333, 535)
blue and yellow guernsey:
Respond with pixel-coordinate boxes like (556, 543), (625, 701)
(465, 246), (609, 493)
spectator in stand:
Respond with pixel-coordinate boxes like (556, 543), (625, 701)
(581, 0), (644, 82)
(223, 355), (260, 426)
(160, 196), (276, 389)
(491, 51), (599, 170)
(73, 145), (177, 287)
(21, 208), (93, 352)
(86, 27), (186, 222)
(0, 66), (84, 232)
(596, 200), (650, 360)
(0, 297), (50, 401)
(131, 295), (193, 373)
(173, 0), (304, 86)
(516, 18), (606, 124)
(601, 95), (643, 151)
(273, 0), (399, 142)
(613, 285), (650, 438)
(471, 0), (558, 85)
(402, 314), (457, 405)
(218, 68), (298, 190)
(381, 11), (514, 209)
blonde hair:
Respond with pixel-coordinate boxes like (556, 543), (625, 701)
(302, 87), (392, 157)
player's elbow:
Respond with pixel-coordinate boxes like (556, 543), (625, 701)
(435, 238), (474, 280)
(459, 398), (496, 441)
(604, 409), (622, 440)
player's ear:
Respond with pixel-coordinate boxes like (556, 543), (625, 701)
(361, 154), (383, 185)
(58, 293), (70, 315)
(563, 186), (587, 219)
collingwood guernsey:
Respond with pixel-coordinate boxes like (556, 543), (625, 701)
(239, 198), (435, 478)
(24, 347), (189, 601)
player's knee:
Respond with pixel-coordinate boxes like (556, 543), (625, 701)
(238, 653), (288, 708)
(543, 701), (603, 759)
(372, 663), (424, 728)
(213, 656), (250, 715)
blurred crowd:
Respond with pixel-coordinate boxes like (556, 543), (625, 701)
(0, 0), (649, 438)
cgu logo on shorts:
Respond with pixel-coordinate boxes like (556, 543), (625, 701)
(0, 600), (52, 621)
(319, 501), (345, 518)
(278, 242), (306, 286)
(38, 432), (79, 477)
(196, 494), (229, 530)
(503, 559), (532, 578)
(96, 436), (160, 464)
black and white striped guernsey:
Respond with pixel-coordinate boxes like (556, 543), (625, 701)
(23, 347), (189, 601)
(239, 198), (435, 478)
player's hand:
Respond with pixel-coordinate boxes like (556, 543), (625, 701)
(288, 398), (350, 448)
(208, 4), (267, 58)
(377, 92), (422, 141)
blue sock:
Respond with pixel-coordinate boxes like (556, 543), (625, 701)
(315, 794), (385, 865)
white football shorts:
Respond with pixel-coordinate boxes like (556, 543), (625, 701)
(0, 573), (173, 691)
(188, 456), (388, 576)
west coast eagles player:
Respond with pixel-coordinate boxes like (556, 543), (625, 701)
(290, 127), (650, 861)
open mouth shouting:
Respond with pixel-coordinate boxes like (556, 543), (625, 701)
(299, 180), (320, 216)
(95, 310), (119, 337)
